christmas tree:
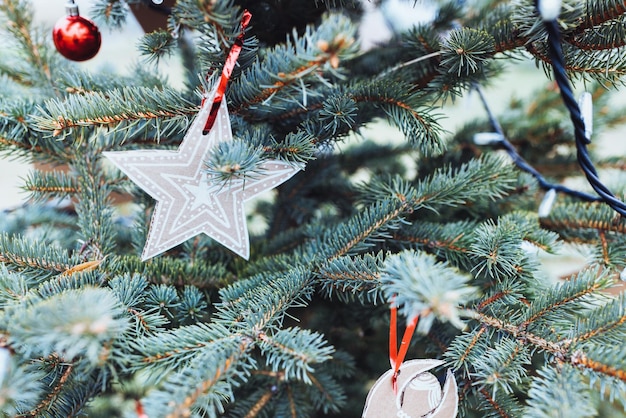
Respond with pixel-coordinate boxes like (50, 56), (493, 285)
(1, 0), (626, 416)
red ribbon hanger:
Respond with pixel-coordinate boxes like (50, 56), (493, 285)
(202, 10), (252, 134)
(389, 296), (419, 394)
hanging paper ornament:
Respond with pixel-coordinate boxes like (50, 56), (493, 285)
(363, 301), (458, 417)
(52, 0), (101, 61)
(362, 359), (459, 418)
(103, 11), (301, 260)
(103, 85), (301, 260)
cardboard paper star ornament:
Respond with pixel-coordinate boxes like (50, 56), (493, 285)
(362, 359), (459, 418)
(103, 85), (302, 260)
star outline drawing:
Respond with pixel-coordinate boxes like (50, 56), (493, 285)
(103, 86), (303, 260)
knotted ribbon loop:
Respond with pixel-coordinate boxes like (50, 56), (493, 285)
(389, 296), (419, 394)
(202, 10), (252, 134)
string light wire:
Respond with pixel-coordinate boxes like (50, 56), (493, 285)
(472, 82), (601, 203)
(536, 0), (626, 216)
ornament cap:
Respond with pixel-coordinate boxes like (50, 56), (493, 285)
(65, 1), (79, 16)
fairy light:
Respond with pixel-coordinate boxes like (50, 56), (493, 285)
(0, 347), (10, 387)
(537, 0), (562, 21)
(538, 189), (557, 218)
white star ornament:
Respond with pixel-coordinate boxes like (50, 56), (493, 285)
(103, 89), (302, 260)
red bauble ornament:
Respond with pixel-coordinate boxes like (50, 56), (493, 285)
(52, 1), (101, 62)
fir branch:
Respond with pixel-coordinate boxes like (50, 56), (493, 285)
(393, 230), (469, 254)
(177, 286), (209, 324)
(476, 386), (516, 418)
(0, 233), (75, 278)
(349, 79), (444, 155)
(22, 169), (80, 202)
(0, 99), (63, 160)
(524, 364), (598, 417)
(23, 361), (73, 418)
(0, 0), (53, 88)
(598, 230), (610, 265)
(325, 199), (406, 259)
(317, 154), (517, 262)
(525, 41), (626, 82)
(0, 267), (31, 308)
(242, 389), (275, 418)
(0, 61), (34, 87)
(35, 86), (198, 138)
(104, 255), (233, 289)
(138, 30), (178, 65)
(568, 17), (626, 50)
(72, 158), (116, 258)
(56, 66), (170, 101)
(203, 137), (265, 183)
(481, 4), (527, 53)
(171, 0), (241, 54)
(440, 27), (496, 77)
(231, 13), (358, 113)
(568, 345), (626, 410)
(130, 323), (233, 372)
(257, 327), (334, 383)
(391, 220), (475, 268)
(540, 203), (626, 236)
(476, 289), (520, 312)
(570, 350), (626, 382)
(316, 252), (384, 304)
(456, 327), (487, 368)
(519, 267), (613, 329)
(571, 296), (626, 344)
(473, 312), (569, 355)
(126, 307), (167, 336)
(575, 0), (626, 34)
(408, 153), (518, 208)
(470, 338), (531, 396)
(540, 202), (626, 267)
(51, 374), (105, 418)
(262, 130), (317, 163)
(0, 133), (41, 153)
(304, 367), (346, 414)
(5, 288), (129, 367)
(469, 219), (528, 279)
(0, 352), (45, 416)
(37, 271), (104, 301)
(361, 154), (516, 213)
(143, 337), (254, 418)
(216, 268), (314, 331)
(90, 0), (131, 28)
(285, 385), (298, 417)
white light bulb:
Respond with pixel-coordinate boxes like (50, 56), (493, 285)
(0, 347), (10, 387)
(381, 0), (438, 33)
(538, 0), (562, 21)
(520, 240), (539, 255)
(473, 132), (504, 146)
(538, 189), (557, 218)
(578, 92), (593, 141)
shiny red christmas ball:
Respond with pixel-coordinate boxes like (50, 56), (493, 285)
(53, 13), (101, 62)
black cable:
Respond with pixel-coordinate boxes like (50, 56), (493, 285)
(537, 1), (626, 216)
(472, 83), (601, 203)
